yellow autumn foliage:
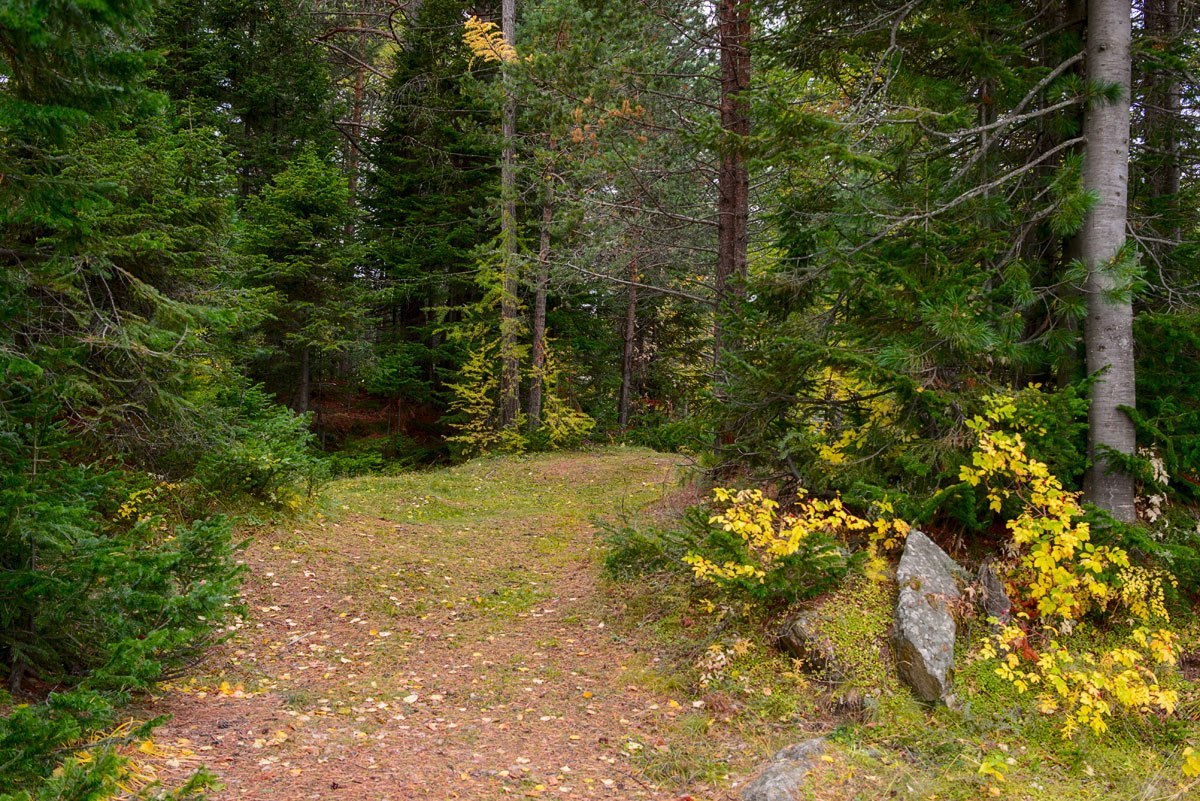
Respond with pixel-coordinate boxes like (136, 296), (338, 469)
(683, 487), (908, 584)
(964, 393), (1180, 739)
(809, 368), (913, 466)
(462, 16), (518, 64)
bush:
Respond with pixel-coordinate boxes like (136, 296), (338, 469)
(194, 386), (324, 507)
(0, 688), (220, 799)
(961, 394), (1182, 740)
(601, 507), (708, 579)
(683, 488), (869, 606)
(324, 437), (388, 477)
(382, 433), (447, 467)
(2, 508), (243, 692)
(605, 488), (863, 607)
(1, 405), (242, 798)
(626, 416), (710, 454)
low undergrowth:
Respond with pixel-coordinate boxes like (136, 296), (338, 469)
(602, 480), (1200, 799)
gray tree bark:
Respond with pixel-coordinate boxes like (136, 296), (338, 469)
(1082, 0), (1136, 521)
(528, 179), (552, 432)
(498, 0), (521, 429)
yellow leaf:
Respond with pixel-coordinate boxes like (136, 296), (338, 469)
(1183, 747), (1200, 778)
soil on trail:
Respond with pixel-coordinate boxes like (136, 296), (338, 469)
(146, 449), (738, 801)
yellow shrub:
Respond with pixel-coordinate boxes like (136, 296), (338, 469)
(684, 487), (907, 585)
(964, 394), (1179, 739)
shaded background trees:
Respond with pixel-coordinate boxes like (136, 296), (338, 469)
(7, 1), (1200, 790)
(9, 0), (1200, 550)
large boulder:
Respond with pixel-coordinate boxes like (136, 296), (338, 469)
(891, 530), (967, 703)
(741, 738), (826, 801)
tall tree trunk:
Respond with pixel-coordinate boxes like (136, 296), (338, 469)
(713, 0), (751, 458)
(528, 179), (552, 432)
(345, 48), (365, 239)
(1082, 0), (1136, 521)
(299, 345), (311, 414)
(619, 248), (639, 429)
(713, 0), (751, 377)
(498, 0), (521, 429)
(1143, 0), (1181, 226)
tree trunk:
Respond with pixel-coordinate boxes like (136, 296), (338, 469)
(618, 249), (639, 429)
(1143, 0), (1181, 229)
(713, 0), (751, 377)
(528, 179), (552, 432)
(498, 0), (521, 429)
(299, 345), (311, 414)
(1082, 0), (1136, 521)
(345, 51), (365, 239)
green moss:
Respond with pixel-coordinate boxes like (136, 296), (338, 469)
(804, 573), (899, 693)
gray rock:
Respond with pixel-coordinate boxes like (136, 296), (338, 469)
(741, 738), (826, 801)
(977, 561), (1012, 624)
(891, 530), (965, 703)
(778, 612), (845, 681)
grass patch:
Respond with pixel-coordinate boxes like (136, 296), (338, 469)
(470, 582), (546, 617)
(326, 447), (672, 532)
(630, 712), (732, 786)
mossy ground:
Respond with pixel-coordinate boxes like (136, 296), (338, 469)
(609, 537), (1200, 801)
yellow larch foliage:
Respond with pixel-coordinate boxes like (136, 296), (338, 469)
(462, 16), (518, 64)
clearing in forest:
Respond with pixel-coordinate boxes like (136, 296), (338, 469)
(143, 447), (741, 800)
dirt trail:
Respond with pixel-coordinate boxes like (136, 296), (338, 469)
(146, 449), (734, 800)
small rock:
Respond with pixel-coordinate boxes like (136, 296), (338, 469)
(741, 738), (826, 801)
(977, 561), (1012, 624)
(891, 530), (965, 703)
(777, 612), (845, 681)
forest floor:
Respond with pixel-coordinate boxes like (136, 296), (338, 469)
(132, 447), (1200, 801)
(138, 447), (758, 800)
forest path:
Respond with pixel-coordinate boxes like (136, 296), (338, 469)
(147, 448), (736, 801)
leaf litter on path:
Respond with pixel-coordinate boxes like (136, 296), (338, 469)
(141, 449), (745, 800)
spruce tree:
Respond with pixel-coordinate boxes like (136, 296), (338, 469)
(148, 0), (338, 196)
(242, 148), (364, 413)
(366, 0), (499, 419)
